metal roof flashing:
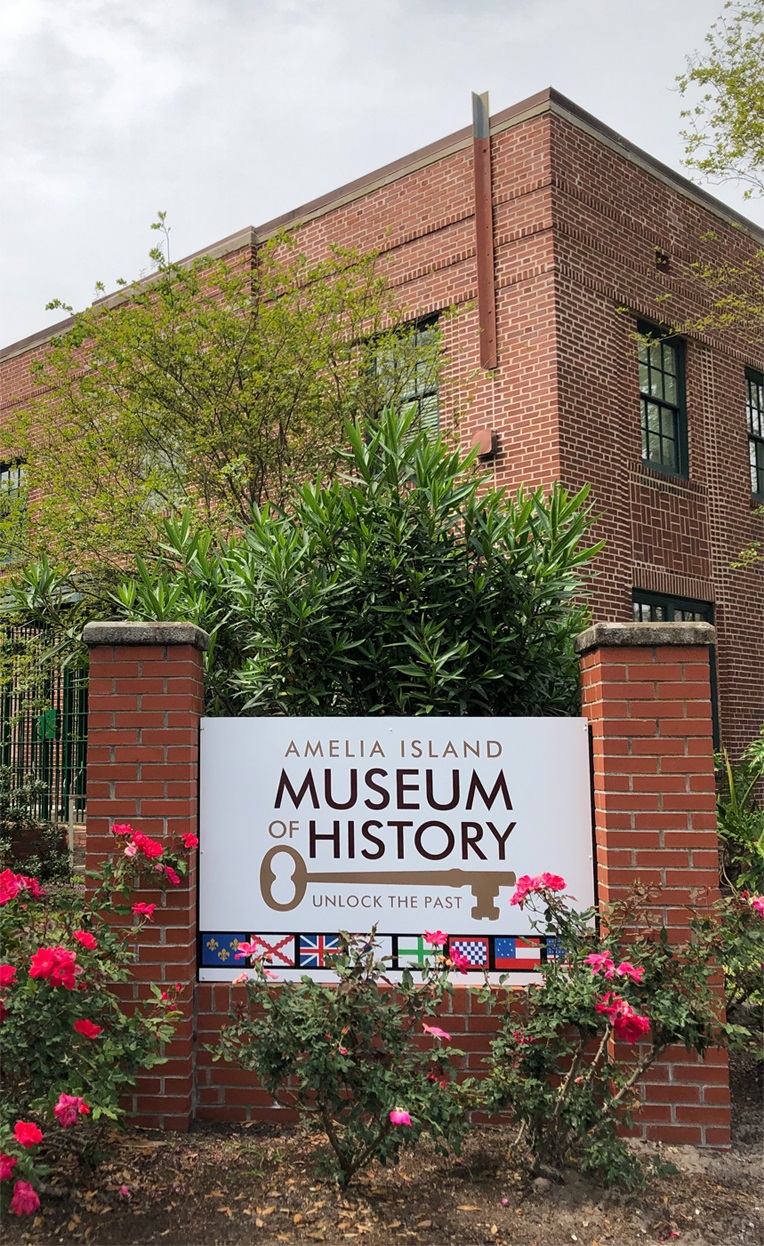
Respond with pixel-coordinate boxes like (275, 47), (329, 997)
(1, 88), (761, 362)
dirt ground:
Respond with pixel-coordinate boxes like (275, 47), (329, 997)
(6, 1056), (762, 1246)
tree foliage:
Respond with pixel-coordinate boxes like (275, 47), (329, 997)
(6, 218), (445, 591)
(115, 410), (602, 717)
(677, 1), (764, 200)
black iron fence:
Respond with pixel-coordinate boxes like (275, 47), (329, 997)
(0, 624), (88, 824)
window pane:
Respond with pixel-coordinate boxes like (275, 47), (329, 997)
(647, 403), (661, 432)
(661, 341), (676, 376)
(663, 372), (677, 404)
(660, 408), (676, 440)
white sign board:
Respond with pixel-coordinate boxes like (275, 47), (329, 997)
(199, 717), (594, 981)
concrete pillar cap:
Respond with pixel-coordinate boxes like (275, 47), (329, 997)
(83, 621), (210, 651)
(575, 621), (716, 655)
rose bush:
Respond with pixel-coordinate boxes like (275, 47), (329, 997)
(0, 822), (195, 1215)
(213, 929), (472, 1187)
(483, 874), (753, 1188)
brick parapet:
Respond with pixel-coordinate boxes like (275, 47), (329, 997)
(579, 623), (729, 1147)
(84, 626), (207, 1131)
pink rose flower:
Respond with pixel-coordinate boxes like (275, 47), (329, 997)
(539, 872), (566, 891)
(9, 1179), (40, 1215)
(164, 866), (180, 887)
(0, 870), (45, 905)
(29, 946), (80, 990)
(389, 1109), (412, 1126)
(111, 823), (134, 836)
(449, 949), (470, 973)
(0, 1153), (18, 1180)
(584, 951), (615, 978)
(119, 1184), (131, 1200)
(14, 1121), (43, 1149)
(424, 930), (447, 946)
(182, 833), (199, 849)
(234, 939), (261, 960)
(124, 843), (138, 858)
(73, 930), (98, 950)
(132, 831), (164, 859)
(0, 964), (17, 987)
(509, 873), (566, 907)
(616, 961), (645, 983)
(231, 972), (250, 984)
(422, 1022), (451, 1041)
(54, 1093), (91, 1128)
(595, 992), (650, 1044)
(750, 895), (764, 917)
(74, 1019), (102, 1039)
(132, 902), (156, 920)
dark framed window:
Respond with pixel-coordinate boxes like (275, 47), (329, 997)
(0, 461), (25, 495)
(747, 368), (764, 500)
(638, 323), (688, 477)
(632, 590), (712, 624)
(632, 590), (718, 745)
(0, 460), (27, 565)
(375, 314), (440, 436)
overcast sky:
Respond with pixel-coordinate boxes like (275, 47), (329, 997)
(1, 0), (759, 348)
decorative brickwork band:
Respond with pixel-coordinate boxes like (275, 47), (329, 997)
(575, 621), (730, 1148)
(84, 621), (209, 1131)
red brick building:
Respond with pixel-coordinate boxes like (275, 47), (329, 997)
(2, 88), (762, 752)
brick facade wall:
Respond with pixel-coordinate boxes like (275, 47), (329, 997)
(83, 620), (730, 1148)
(3, 90), (762, 752)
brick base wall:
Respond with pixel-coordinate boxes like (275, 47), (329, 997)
(84, 619), (730, 1147)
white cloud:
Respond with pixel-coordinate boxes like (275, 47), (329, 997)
(0, 0), (758, 346)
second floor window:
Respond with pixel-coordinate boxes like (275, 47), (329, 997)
(375, 315), (440, 437)
(638, 324), (687, 477)
(747, 369), (764, 500)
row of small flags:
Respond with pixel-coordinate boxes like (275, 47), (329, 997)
(200, 932), (562, 971)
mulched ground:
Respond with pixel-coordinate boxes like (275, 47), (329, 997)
(6, 1056), (762, 1246)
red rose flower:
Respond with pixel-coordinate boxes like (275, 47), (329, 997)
(74, 1019), (102, 1039)
(73, 930), (98, 950)
(9, 1180), (40, 1215)
(13, 1121), (43, 1149)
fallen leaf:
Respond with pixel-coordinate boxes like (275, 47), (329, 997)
(294, 1212), (303, 1224)
(457, 1205), (481, 1211)
(416, 1221), (432, 1229)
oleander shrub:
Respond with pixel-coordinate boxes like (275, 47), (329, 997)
(115, 409), (602, 717)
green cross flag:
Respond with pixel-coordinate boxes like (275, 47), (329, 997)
(397, 936), (430, 966)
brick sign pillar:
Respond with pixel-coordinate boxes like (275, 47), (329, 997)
(83, 621), (209, 1131)
(576, 621), (730, 1147)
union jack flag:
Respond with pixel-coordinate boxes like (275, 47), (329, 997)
(494, 936), (542, 970)
(448, 936), (489, 968)
(299, 935), (340, 968)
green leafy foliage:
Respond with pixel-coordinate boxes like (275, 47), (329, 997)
(482, 878), (749, 1188)
(5, 220), (448, 590)
(715, 726), (764, 891)
(677, 1), (764, 200)
(213, 931), (471, 1187)
(115, 410), (602, 717)
(0, 767), (71, 886)
(716, 889), (764, 1056)
(0, 826), (195, 1214)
